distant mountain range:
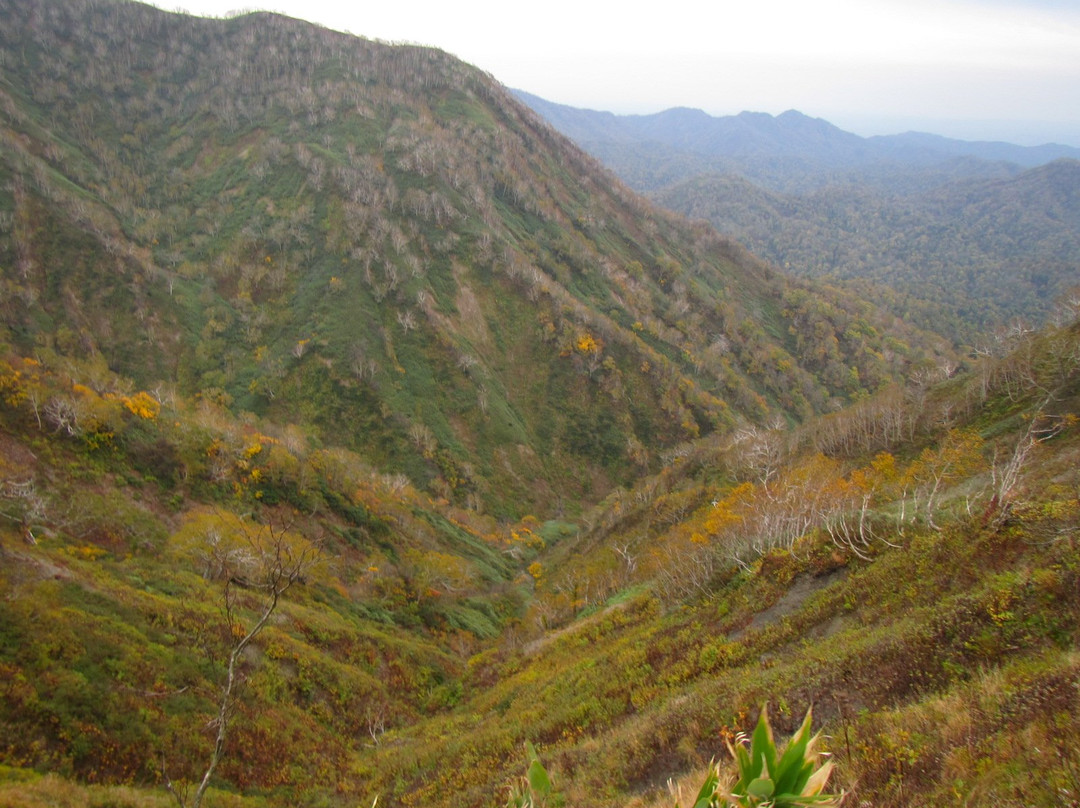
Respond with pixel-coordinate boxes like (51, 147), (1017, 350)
(516, 91), (1080, 338)
(514, 91), (1080, 192)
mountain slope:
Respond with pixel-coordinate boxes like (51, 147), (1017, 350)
(0, 0), (946, 517)
(356, 312), (1080, 808)
(2, 263), (1078, 808)
(655, 159), (1080, 339)
(6, 5), (1079, 808)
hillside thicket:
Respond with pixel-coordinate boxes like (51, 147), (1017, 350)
(1, 275), (1078, 808)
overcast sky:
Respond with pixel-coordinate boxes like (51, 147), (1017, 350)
(155, 0), (1080, 146)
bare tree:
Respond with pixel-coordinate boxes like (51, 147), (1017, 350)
(0, 478), (48, 543)
(163, 515), (321, 808)
(988, 398), (1075, 528)
(612, 541), (638, 581)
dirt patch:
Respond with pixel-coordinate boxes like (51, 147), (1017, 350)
(454, 282), (492, 348)
(1, 545), (73, 584)
(523, 599), (631, 656)
(0, 432), (40, 475)
(731, 568), (847, 640)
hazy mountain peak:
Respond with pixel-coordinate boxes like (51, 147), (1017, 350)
(516, 91), (1080, 189)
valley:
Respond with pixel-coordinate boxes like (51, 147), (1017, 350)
(1, 2), (1078, 807)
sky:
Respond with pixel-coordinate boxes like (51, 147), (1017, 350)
(154, 0), (1080, 146)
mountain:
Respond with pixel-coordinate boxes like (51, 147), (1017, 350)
(516, 92), (1080, 338)
(870, 130), (1080, 168)
(0, 0), (947, 519)
(514, 90), (1080, 192)
(4, 3), (1080, 808)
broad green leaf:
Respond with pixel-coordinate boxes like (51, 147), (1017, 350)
(527, 759), (551, 798)
(690, 766), (719, 808)
(732, 743), (753, 789)
(774, 707), (815, 794)
(747, 776), (775, 799)
(750, 707), (777, 780)
(692, 792), (716, 808)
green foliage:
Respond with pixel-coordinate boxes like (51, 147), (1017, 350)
(522, 95), (1080, 342)
(1, 5), (1080, 808)
(679, 706), (838, 808)
(0, 299), (1078, 808)
(505, 743), (556, 808)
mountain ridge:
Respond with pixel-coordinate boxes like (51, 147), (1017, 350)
(514, 90), (1080, 183)
(516, 91), (1080, 337)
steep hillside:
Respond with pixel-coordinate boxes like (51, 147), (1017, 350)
(4, 3), (1079, 808)
(332, 308), (1080, 807)
(0, 346), (535, 804)
(0, 0), (944, 518)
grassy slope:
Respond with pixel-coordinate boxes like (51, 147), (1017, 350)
(350, 319), (1080, 808)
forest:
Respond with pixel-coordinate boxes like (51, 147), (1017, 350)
(1, 1), (1079, 807)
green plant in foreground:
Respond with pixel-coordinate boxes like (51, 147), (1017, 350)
(506, 742), (555, 808)
(679, 706), (840, 808)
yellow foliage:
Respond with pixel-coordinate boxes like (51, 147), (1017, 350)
(121, 391), (160, 419)
(171, 507), (323, 585)
(704, 482), (754, 536)
(575, 332), (601, 354)
(64, 545), (107, 561)
(0, 361), (27, 408)
(871, 451), (898, 481)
